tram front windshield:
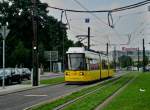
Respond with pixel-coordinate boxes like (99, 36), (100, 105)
(68, 54), (85, 70)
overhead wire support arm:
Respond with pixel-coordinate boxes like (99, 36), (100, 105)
(108, 12), (114, 28)
(64, 11), (71, 29)
(60, 10), (64, 22)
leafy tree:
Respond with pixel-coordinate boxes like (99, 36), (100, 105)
(0, 0), (74, 69)
(144, 55), (149, 66)
(8, 41), (30, 67)
(38, 43), (45, 65)
(118, 55), (133, 68)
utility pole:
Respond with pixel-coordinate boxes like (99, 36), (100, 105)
(87, 27), (90, 50)
(106, 43), (109, 55)
(32, 0), (39, 86)
(106, 43), (109, 75)
(60, 11), (65, 72)
(138, 47), (140, 71)
(114, 46), (116, 72)
(62, 27), (65, 72)
(143, 38), (146, 72)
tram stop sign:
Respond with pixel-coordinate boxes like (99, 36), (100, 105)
(0, 26), (10, 39)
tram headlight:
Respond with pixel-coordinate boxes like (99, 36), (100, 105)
(80, 72), (84, 76)
(65, 72), (69, 76)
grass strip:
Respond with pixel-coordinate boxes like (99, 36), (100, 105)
(30, 74), (128, 110)
(63, 73), (136, 110)
(40, 77), (64, 85)
(102, 72), (150, 110)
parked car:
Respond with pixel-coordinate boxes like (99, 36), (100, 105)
(17, 68), (31, 80)
(0, 69), (12, 86)
(0, 68), (22, 86)
(145, 66), (150, 71)
(22, 68), (31, 80)
(12, 68), (22, 84)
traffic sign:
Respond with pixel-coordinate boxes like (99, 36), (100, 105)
(85, 18), (90, 23)
(0, 26), (10, 39)
(44, 51), (58, 61)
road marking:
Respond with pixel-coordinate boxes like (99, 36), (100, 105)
(24, 94), (48, 97)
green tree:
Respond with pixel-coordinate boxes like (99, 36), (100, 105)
(144, 55), (149, 66)
(0, 0), (74, 68)
(8, 41), (30, 67)
(118, 55), (133, 68)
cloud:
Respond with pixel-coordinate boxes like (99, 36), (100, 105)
(41, 0), (150, 51)
(41, 0), (65, 7)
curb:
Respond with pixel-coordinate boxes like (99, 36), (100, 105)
(0, 85), (45, 96)
(0, 82), (64, 96)
(0, 76), (64, 96)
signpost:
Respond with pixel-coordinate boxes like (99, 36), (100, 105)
(0, 25), (10, 89)
(44, 51), (58, 71)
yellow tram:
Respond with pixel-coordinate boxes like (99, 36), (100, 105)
(65, 47), (114, 83)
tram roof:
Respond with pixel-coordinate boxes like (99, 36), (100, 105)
(66, 47), (107, 55)
(66, 47), (85, 54)
(66, 47), (112, 60)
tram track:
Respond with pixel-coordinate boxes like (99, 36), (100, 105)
(23, 71), (127, 110)
(52, 73), (129, 110)
(94, 73), (139, 110)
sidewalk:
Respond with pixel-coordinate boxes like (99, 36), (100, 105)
(40, 72), (64, 80)
(0, 72), (64, 96)
(0, 84), (46, 96)
(0, 84), (33, 95)
(41, 72), (64, 76)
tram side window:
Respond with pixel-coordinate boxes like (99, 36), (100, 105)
(109, 61), (114, 69)
(86, 58), (90, 70)
(102, 59), (108, 69)
(89, 59), (99, 70)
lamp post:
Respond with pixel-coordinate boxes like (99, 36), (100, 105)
(0, 25), (10, 89)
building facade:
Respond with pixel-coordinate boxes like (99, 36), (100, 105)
(110, 47), (150, 63)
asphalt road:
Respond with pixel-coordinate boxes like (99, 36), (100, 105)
(0, 71), (125, 110)
(0, 83), (88, 110)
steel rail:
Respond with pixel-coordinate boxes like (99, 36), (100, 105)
(53, 74), (128, 110)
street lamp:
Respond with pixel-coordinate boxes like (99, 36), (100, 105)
(0, 25), (10, 89)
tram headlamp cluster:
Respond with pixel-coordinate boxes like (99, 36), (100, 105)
(65, 72), (69, 76)
(80, 72), (84, 76)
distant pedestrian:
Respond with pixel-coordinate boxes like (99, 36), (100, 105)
(40, 64), (44, 75)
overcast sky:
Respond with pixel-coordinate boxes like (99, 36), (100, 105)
(41, 0), (150, 51)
